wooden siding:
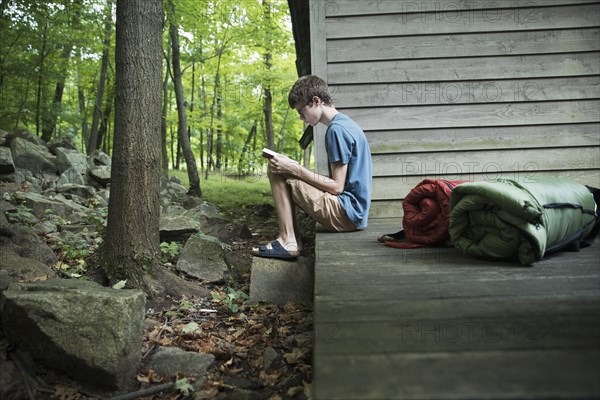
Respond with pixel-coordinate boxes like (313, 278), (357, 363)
(310, 0), (600, 218)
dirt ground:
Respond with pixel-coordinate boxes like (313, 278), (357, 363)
(0, 204), (316, 400)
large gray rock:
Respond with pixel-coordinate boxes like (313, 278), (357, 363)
(89, 165), (111, 186)
(14, 191), (68, 218)
(175, 234), (229, 282)
(91, 150), (111, 166)
(56, 166), (86, 187)
(0, 128), (8, 146)
(55, 147), (87, 175)
(146, 346), (214, 383)
(0, 250), (54, 282)
(56, 183), (95, 199)
(1, 280), (146, 390)
(0, 212), (57, 266)
(249, 257), (314, 304)
(159, 205), (202, 242)
(10, 137), (57, 175)
(0, 146), (15, 174)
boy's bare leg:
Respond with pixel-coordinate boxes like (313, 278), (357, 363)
(252, 166), (301, 255)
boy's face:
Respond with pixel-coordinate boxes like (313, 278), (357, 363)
(295, 97), (319, 126)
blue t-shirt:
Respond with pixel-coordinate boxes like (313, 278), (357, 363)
(324, 113), (372, 229)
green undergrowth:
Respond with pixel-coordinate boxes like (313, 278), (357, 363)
(169, 169), (273, 210)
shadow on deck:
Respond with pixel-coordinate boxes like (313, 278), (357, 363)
(313, 218), (600, 400)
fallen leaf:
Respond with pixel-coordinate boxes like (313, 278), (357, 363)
(287, 386), (304, 397)
(182, 322), (200, 334)
(112, 279), (127, 289)
(259, 370), (282, 387)
(283, 348), (305, 365)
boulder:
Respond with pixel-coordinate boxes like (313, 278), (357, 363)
(1, 280), (146, 390)
(56, 183), (95, 198)
(91, 150), (111, 167)
(0, 213), (57, 266)
(14, 191), (68, 218)
(88, 165), (111, 186)
(0, 128), (8, 146)
(9, 137), (57, 175)
(55, 147), (87, 175)
(0, 170), (25, 184)
(159, 205), (201, 242)
(175, 234), (229, 282)
(249, 257), (314, 305)
(0, 250), (55, 282)
(8, 129), (45, 146)
(199, 214), (229, 244)
(0, 146), (15, 174)
(56, 166), (86, 187)
(146, 346), (214, 384)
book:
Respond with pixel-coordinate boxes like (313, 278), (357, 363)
(261, 148), (278, 159)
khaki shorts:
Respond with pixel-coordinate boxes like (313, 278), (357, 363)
(286, 179), (356, 232)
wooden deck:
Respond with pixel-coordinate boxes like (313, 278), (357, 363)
(313, 218), (600, 400)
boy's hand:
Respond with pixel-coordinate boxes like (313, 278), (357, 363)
(270, 154), (301, 176)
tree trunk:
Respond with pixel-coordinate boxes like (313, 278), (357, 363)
(262, 0), (275, 150)
(206, 44), (224, 178)
(238, 121), (257, 174)
(88, 0), (113, 155)
(98, 75), (114, 153)
(35, 24), (48, 137)
(161, 44), (171, 171)
(77, 85), (89, 148)
(215, 93), (222, 170)
(168, 0), (201, 196)
(101, 0), (164, 292)
(41, 0), (84, 142)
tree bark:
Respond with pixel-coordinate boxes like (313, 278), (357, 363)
(101, 0), (164, 292)
(168, 0), (201, 196)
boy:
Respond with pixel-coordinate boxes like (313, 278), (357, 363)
(251, 75), (372, 259)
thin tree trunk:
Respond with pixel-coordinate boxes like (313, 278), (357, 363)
(200, 75), (207, 171)
(206, 45), (224, 178)
(262, 0), (274, 150)
(97, 75), (114, 152)
(41, 0), (83, 142)
(35, 24), (48, 137)
(77, 86), (89, 147)
(88, 0), (113, 154)
(215, 93), (222, 170)
(161, 44), (171, 171)
(168, 0), (201, 197)
(276, 107), (289, 152)
(238, 121), (257, 174)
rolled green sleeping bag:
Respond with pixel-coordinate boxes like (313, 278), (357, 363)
(448, 177), (597, 265)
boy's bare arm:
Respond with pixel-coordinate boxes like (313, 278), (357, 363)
(269, 154), (347, 195)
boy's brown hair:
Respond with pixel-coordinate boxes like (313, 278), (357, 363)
(288, 75), (333, 108)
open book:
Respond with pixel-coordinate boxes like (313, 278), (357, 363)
(261, 148), (278, 159)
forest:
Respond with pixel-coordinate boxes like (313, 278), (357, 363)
(0, 0), (305, 181)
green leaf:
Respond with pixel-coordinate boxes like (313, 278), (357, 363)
(175, 378), (194, 396)
(112, 280), (127, 289)
(182, 322), (200, 334)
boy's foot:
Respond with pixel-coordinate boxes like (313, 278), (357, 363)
(251, 239), (300, 260)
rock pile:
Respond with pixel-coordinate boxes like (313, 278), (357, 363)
(0, 128), (231, 393)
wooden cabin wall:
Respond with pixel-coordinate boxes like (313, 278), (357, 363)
(310, 0), (600, 218)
